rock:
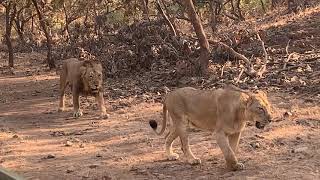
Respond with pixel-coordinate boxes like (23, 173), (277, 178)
(254, 134), (265, 139)
(89, 164), (99, 169)
(43, 154), (55, 159)
(305, 64), (312, 72)
(291, 147), (308, 153)
(250, 142), (261, 149)
(283, 111), (293, 118)
(96, 153), (102, 158)
(79, 143), (85, 148)
(66, 166), (75, 173)
(12, 134), (19, 139)
(65, 141), (73, 147)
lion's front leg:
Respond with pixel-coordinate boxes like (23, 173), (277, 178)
(95, 92), (109, 119)
(228, 132), (241, 153)
(216, 131), (244, 171)
(72, 85), (83, 118)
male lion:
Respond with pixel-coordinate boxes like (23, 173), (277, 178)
(149, 86), (272, 171)
(58, 58), (109, 118)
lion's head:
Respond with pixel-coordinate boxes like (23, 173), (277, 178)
(246, 90), (272, 129)
(80, 60), (103, 94)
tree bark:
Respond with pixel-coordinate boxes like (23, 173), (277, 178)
(182, 0), (210, 74)
(31, 0), (56, 69)
(4, 2), (15, 67)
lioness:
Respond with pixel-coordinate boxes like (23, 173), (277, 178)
(149, 86), (272, 171)
(58, 58), (109, 118)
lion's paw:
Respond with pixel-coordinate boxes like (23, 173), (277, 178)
(58, 107), (65, 112)
(230, 162), (244, 171)
(100, 112), (110, 119)
(73, 110), (83, 118)
(188, 158), (201, 165)
(167, 153), (179, 161)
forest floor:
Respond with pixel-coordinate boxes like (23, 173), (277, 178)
(0, 55), (319, 180)
(1, 6), (320, 180)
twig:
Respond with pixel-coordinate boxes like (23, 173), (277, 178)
(277, 64), (302, 74)
(283, 52), (296, 69)
(285, 39), (291, 54)
(220, 63), (225, 77)
(256, 32), (268, 78)
(235, 68), (244, 84)
(156, 0), (177, 36)
(283, 40), (292, 69)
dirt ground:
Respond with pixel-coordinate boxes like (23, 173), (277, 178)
(0, 53), (319, 180)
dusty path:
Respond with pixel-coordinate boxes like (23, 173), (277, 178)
(0, 54), (319, 180)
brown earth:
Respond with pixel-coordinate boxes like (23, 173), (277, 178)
(0, 53), (319, 180)
(1, 5), (320, 180)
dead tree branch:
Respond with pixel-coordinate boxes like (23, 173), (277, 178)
(283, 40), (298, 70)
(256, 32), (268, 78)
(156, 0), (177, 36)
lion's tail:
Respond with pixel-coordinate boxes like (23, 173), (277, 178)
(149, 103), (167, 135)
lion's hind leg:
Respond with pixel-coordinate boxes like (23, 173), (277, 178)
(177, 118), (201, 165)
(165, 127), (179, 161)
(58, 65), (68, 112)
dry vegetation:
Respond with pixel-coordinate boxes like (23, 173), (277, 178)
(0, 0), (319, 179)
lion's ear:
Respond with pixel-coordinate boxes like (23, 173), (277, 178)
(246, 95), (254, 108)
(80, 65), (87, 77)
(82, 60), (91, 67)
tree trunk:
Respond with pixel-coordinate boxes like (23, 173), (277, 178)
(14, 20), (26, 44)
(260, 0), (266, 13)
(31, 0), (55, 69)
(235, 0), (244, 20)
(4, 2), (15, 67)
(182, 0), (210, 74)
(209, 0), (223, 34)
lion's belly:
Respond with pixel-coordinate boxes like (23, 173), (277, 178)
(188, 114), (217, 131)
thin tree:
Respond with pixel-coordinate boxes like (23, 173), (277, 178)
(2, 1), (16, 67)
(31, 0), (55, 69)
(182, 0), (210, 74)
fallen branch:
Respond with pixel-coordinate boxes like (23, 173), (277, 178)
(220, 63), (226, 77)
(210, 40), (256, 77)
(283, 52), (297, 69)
(283, 40), (290, 69)
(210, 33), (271, 80)
(277, 64), (303, 74)
(215, 41), (251, 65)
(256, 32), (268, 78)
(235, 68), (245, 84)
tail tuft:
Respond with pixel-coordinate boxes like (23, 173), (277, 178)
(149, 120), (158, 130)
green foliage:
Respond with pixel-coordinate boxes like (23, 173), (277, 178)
(241, 0), (271, 12)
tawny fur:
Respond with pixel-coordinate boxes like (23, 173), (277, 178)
(58, 58), (108, 118)
(149, 86), (272, 171)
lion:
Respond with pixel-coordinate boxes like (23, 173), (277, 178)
(149, 86), (272, 171)
(58, 58), (109, 118)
